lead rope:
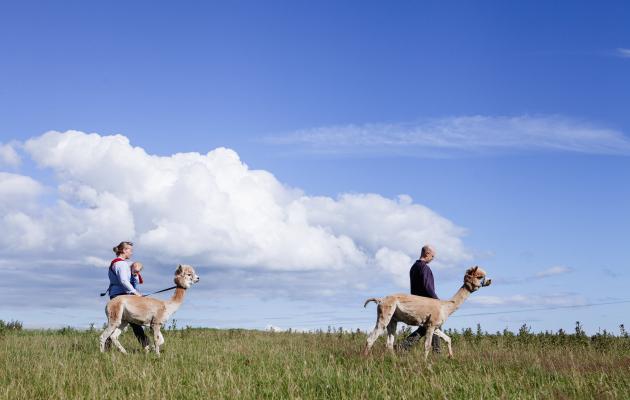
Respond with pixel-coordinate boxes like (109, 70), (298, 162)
(141, 285), (177, 297)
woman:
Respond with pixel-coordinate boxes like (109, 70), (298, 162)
(107, 241), (150, 350)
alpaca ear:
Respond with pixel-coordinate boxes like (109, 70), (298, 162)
(472, 266), (479, 273)
(175, 264), (183, 275)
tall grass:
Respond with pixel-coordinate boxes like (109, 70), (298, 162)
(1, 323), (629, 399)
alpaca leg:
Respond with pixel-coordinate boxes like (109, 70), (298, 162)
(150, 330), (164, 355)
(423, 326), (436, 360)
(110, 321), (128, 354)
(99, 324), (118, 353)
(386, 321), (398, 351)
(151, 324), (162, 355)
(363, 304), (395, 355)
(363, 324), (385, 356)
(434, 329), (453, 358)
(156, 330), (165, 347)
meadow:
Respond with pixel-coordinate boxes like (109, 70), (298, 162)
(1, 321), (629, 399)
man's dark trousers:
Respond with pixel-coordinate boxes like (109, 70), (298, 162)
(399, 325), (440, 352)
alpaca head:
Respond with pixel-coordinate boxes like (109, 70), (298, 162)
(463, 266), (491, 292)
(173, 264), (200, 289)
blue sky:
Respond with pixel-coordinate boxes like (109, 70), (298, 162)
(1, 1), (629, 334)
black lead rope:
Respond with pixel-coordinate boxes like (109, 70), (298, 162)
(100, 285), (177, 297)
(142, 286), (177, 297)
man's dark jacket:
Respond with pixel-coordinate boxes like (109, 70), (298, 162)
(409, 259), (438, 299)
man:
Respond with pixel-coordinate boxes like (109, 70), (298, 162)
(398, 244), (441, 352)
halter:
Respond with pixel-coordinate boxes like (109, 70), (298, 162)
(464, 276), (486, 292)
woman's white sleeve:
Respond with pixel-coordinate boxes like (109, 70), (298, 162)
(114, 262), (137, 294)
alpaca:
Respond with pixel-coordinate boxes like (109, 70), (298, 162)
(363, 266), (491, 359)
(99, 264), (199, 355)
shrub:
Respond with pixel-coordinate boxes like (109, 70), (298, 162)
(57, 326), (78, 335)
(0, 319), (24, 334)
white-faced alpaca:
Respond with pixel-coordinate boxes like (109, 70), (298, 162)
(99, 264), (199, 355)
(363, 266), (492, 360)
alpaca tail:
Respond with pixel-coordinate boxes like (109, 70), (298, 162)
(364, 297), (381, 308)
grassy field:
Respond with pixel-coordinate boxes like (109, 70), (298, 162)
(1, 324), (629, 399)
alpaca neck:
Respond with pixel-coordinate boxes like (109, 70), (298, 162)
(170, 287), (186, 304)
(164, 287), (187, 316)
(444, 286), (472, 316)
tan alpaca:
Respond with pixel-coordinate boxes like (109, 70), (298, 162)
(363, 266), (491, 359)
(99, 264), (200, 355)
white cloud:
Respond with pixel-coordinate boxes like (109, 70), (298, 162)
(266, 115), (630, 155)
(264, 325), (313, 333)
(535, 265), (571, 278)
(0, 142), (21, 167)
(0, 172), (44, 212)
(616, 48), (630, 58)
(374, 247), (413, 287)
(5, 130), (471, 287)
(265, 324), (284, 332)
(498, 265), (573, 285)
(0, 173), (48, 251)
(84, 256), (110, 268)
(0, 212), (47, 251)
(469, 293), (586, 307)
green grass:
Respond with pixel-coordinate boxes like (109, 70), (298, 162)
(1, 327), (629, 399)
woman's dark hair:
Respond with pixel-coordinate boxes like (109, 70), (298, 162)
(113, 241), (133, 256)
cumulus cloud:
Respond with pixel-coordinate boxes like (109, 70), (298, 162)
(3, 130), (471, 288)
(0, 142), (21, 167)
(0, 172), (47, 251)
(374, 247), (413, 287)
(266, 115), (630, 156)
(0, 212), (48, 251)
(0, 172), (44, 211)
